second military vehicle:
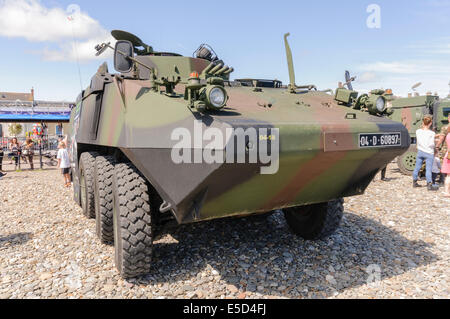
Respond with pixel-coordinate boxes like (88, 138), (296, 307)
(68, 31), (410, 278)
(335, 75), (449, 175)
(387, 83), (449, 176)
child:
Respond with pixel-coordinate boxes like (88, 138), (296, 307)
(57, 141), (71, 188)
(432, 149), (441, 186)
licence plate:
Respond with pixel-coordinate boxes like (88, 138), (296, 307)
(359, 133), (401, 148)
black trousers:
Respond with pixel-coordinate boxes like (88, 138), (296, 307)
(432, 172), (445, 184)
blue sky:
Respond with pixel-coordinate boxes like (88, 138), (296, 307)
(0, 0), (449, 101)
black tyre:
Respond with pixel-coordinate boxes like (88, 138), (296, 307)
(284, 199), (344, 240)
(397, 145), (417, 176)
(79, 152), (98, 218)
(113, 163), (153, 278)
(94, 156), (116, 244)
(72, 167), (82, 208)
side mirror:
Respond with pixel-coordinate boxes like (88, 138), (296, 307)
(114, 40), (134, 73)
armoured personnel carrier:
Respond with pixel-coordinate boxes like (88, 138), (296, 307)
(68, 31), (410, 278)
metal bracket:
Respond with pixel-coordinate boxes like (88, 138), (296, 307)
(159, 201), (173, 213)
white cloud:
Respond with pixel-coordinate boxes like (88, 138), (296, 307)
(358, 72), (378, 83)
(0, 0), (112, 61)
(360, 60), (450, 75)
(407, 38), (450, 55)
(354, 73), (449, 98)
(355, 56), (450, 98)
(39, 36), (113, 62)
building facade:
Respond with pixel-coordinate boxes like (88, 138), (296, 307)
(0, 88), (72, 139)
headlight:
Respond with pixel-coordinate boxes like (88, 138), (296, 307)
(376, 97), (386, 112)
(366, 95), (386, 115)
(206, 86), (227, 110)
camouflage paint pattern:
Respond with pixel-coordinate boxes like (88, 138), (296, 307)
(436, 99), (450, 159)
(70, 36), (410, 224)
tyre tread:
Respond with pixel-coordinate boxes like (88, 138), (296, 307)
(95, 156), (116, 244)
(114, 163), (153, 278)
(284, 199), (344, 240)
(80, 152), (98, 218)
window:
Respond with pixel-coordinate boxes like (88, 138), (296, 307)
(56, 124), (63, 136)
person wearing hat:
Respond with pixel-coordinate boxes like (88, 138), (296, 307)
(413, 115), (439, 191)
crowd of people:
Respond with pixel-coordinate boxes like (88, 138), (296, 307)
(0, 136), (70, 182)
(0, 137), (36, 177)
(412, 114), (450, 196)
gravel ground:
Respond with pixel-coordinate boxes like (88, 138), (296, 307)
(0, 163), (449, 299)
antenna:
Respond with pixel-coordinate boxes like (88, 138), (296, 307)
(344, 70), (356, 91)
(283, 33), (317, 93)
(411, 82), (422, 91)
(447, 81), (450, 98)
(284, 33), (296, 92)
(68, 14), (83, 92)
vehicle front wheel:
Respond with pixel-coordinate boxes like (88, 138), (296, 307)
(113, 163), (153, 278)
(283, 199), (344, 240)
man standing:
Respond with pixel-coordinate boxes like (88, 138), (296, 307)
(413, 115), (439, 191)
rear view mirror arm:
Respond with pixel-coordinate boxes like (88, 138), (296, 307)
(96, 42), (153, 72)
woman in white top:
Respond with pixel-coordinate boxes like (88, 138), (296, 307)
(413, 116), (438, 191)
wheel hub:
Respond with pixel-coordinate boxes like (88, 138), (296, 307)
(402, 152), (417, 171)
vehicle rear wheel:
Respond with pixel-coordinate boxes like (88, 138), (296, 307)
(79, 152), (98, 218)
(113, 163), (153, 278)
(72, 168), (82, 208)
(94, 156), (116, 244)
(283, 199), (344, 240)
(397, 145), (417, 176)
